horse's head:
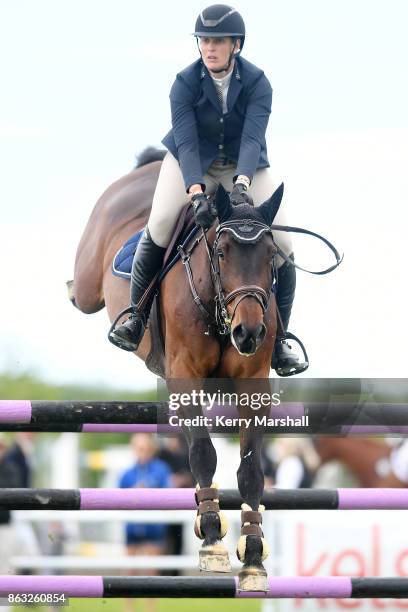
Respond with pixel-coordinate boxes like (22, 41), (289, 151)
(213, 183), (284, 356)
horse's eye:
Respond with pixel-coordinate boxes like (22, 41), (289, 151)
(217, 250), (224, 259)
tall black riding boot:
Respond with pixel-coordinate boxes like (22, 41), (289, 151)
(272, 253), (309, 376)
(108, 228), (166, 351)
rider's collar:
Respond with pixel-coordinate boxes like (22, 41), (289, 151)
(200, 61), (241, 81)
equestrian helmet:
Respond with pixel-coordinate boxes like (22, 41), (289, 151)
(193, 4), (245, 51)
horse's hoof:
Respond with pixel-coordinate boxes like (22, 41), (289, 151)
(238, 567), (268, 592)
(199, 545), (232, 573)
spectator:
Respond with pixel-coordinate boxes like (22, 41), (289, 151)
(0, 433), (21, 612)
(267, 438), (317, 488)
(119, 434), (172, 612)
(388, 440), (408, 486)
(157, 436), (194, 573)
(4, 432), (40, 575)
(4, 432), (35, 487)
(157, 435), (193, 488)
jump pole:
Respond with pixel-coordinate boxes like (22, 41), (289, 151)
(0, 400), (173, 433)
(0, 576), (408, 598)
(0, 400), (168, 424)
(1, 488), (408, 510)
(1, 400), (408, 434)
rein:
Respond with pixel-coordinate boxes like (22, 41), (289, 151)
(271, 224), (343, 275)
(179, 218), (343, 337)
(108, 214), (343, 344)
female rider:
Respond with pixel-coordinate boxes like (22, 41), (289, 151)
(109, 4), (306, 376)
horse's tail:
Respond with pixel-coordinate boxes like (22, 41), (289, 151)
(134, 146), (166, 169)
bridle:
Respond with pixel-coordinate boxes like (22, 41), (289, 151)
(179, 217), (276, 337)
(209, 218), (276, 335)
(179, 210), (343, 339)
(109, 204), (342, 356)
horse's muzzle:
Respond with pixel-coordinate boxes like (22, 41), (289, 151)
(231, 322), (267, 356)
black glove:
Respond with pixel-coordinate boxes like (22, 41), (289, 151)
(191, 193), (216, 230)
(230, 182), (250, 206)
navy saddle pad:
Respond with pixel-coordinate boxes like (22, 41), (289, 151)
(111, 229), (144, 279)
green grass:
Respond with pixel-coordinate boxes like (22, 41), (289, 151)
(13, 598), (263, 611)
(0, 370), (158, 462)
(0, 371), (156, 401)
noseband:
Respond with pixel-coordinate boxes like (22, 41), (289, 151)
(205, 218), (275, 335)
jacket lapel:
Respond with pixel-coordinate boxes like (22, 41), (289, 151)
(201, 67), (223, 112)
(226, 63), (243, 111)
(200, 60), (243, 113)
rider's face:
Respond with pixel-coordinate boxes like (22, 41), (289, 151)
(199, 36), (239, 73)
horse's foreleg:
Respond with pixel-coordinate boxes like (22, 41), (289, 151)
(236, 418), (269, 591)
(180, 414), (231, 573)
(165, 336), (229, 571)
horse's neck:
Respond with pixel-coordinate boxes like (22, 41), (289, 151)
(316, 438), (390, 487)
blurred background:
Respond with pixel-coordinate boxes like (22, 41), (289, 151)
(0, 1), (407, 610)
(1, 0), (407, 390)
(0, 375), (407, 611)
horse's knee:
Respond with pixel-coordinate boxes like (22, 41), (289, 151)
(73, 294), (105, 314)
(71, 279), (105, 314)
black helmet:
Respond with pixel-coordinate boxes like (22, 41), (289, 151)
(193, 4), (245, 51)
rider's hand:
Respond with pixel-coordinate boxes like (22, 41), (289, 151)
(230, 181), (250, 206)
(191, 193), (215, 230)
(188, 184), (204, 197)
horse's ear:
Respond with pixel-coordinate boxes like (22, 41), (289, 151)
(258, 182), (284, 226)
(215, 184), (233, 223)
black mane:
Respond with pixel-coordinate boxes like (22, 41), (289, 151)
(134, 147), (166, 169)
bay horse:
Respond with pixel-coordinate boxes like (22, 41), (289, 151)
(314, 437), (404, 488)
(71, 148), (288, 591)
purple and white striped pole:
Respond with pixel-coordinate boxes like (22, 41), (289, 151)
(0, 576), (406, 598)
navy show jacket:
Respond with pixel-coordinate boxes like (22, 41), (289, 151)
(161, 56), (272, 191)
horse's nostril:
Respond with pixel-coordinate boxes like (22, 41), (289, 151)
(232, 324), (252, 350)
(232, 322), (265, 355)
(233, 323), (245, 342)
(256, 323), (267, 344)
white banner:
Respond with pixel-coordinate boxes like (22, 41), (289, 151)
(263, 510), (408, 611)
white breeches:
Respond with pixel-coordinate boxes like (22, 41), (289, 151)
(148, 152), (293, 268)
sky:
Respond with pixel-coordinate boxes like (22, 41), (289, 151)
(0, 0), (407, 390)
